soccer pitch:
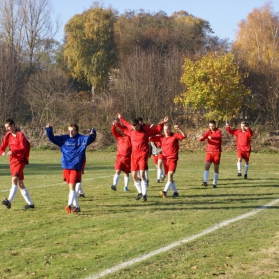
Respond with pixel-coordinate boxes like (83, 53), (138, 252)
(0, 150), (279, 279)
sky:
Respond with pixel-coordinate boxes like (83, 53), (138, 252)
(52, 0), (279, 43)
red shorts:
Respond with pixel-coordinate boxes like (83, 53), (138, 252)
(10, 161), (25, 180)
(63, 169), (82, 184)
(115, 155), (131, 174)
(237, 150), (250, 162)
(163, 158), (178, 174)
(131, 154), (148, 171)
(152, 154), (163, 165)
(205, 152), (221, 165)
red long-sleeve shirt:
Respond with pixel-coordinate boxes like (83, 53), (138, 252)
(0, 131), (30, 164)
(111, 125), (132, 157)
(226, 126), (253, 152)
(200, 129), (222, 152)
(150, 133), (185, 159)
(118, 117), (163, 155)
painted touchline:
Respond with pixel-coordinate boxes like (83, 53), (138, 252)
(84, 198), (279, 279)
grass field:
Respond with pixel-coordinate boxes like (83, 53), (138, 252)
(0, 150), (279, 279)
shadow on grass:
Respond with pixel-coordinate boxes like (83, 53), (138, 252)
(24, 163), (112, 175)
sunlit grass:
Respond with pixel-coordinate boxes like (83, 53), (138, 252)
(0, 150), (278, 279)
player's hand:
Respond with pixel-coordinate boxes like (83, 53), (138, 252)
(163, 116), (168, 122)
(1, 152), (6, 156)
(116, 113), (121, 119)
(208, 136), (212, 139)
(46, 123), (52, 128)
(6, 151), (12, 156)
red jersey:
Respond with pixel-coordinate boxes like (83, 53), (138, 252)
(150, 133), (185, 159)
(200, 129), (222, 152)
(0, 131), (30, 164)
(226, 126), (253, 152)
(111, 125), (132, 157)
(118, 117), (163, 156)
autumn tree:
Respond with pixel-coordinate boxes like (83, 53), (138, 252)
(232, 2), (279, 128)
(176, 52), (251, 122)
(64, 5), (117, 104)
(114, 10), (214, 59)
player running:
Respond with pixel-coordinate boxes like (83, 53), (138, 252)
(226, 121), (254, 179)
(110, 120), (132, 192)
(149, 124), (186, 198)
(199, 120), (222, 188)
(1, 118), (35, 209)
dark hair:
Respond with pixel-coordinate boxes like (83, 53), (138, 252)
(209, 120), (216, 125)
(138, 117), (143, 122)
(5, 118), (15, 126)
(132, 119), (139, 126)
(241, 121), (248, 126)
(69, 123), (79, 132)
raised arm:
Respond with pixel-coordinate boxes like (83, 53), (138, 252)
(174, 125), (186, 139)
(116, 113), (132, 130)
(111, 121), (122, 139)
(45, 125), (67, 147)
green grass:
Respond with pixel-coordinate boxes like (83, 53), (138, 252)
(0, 151), (279, 279)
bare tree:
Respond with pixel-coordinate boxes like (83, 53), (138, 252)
(110, 47), (185, 124)
(0, 43), (25, 126)
(24, 66), (74, 127)
(0, 0), (60, 67)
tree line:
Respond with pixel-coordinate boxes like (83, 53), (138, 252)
(0, 0), (278, 147)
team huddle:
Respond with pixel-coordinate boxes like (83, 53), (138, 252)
(0, 116), (253, 213)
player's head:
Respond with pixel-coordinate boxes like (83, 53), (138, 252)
(68, 123), (79, 137)
(241, 121), (248, 131)
(4, 118), (16, 133)
(132, 119), (140, 131)
(209, 120), (216, 131)
(163, 123), (172, 136)
(138, 117), (143, 125)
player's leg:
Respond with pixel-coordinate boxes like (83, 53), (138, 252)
(111, 170), (121, 191)
(244, 152), (250, 179)
(202, 155), (211, 186)
(237, 152), (242, 176)
(18, 179), (34, 209)
(212, 153), (221, 188)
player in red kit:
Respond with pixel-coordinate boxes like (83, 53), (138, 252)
(199, 120), (222, 188)
(226, 121), (253, 179)
(150, 124), (186, 198)
(110, 120), (132, 192)
(149, 141), (166, 183)
(1, 118), (34, 209)
(116, 113), (168, 201)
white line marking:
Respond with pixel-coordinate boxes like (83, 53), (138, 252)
(85, 198), (279, 279)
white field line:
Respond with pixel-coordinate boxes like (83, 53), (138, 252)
(0, 169), (157, 192)
(85, 198), (279, 279)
